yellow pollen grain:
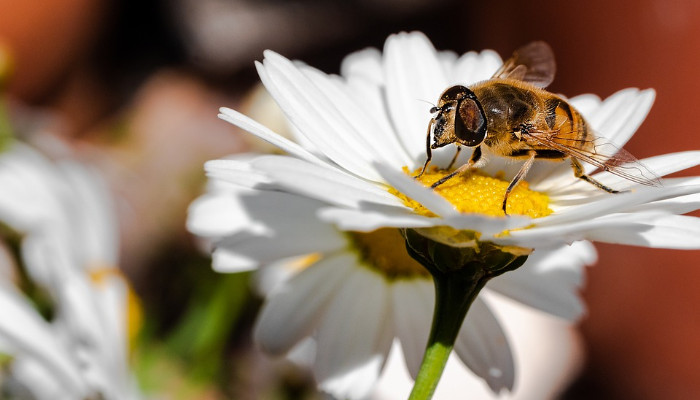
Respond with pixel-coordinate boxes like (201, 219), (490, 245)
(391, 167), (552, 218)
(348, 228), (429, 280)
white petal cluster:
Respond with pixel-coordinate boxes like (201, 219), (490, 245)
(0, 144), (140, 400)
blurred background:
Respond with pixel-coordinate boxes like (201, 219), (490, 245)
(1, 0), (699, 398)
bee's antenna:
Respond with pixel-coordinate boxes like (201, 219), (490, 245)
(416, 99), (438, 113)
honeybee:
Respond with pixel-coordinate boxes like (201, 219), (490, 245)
(417, 41), (660, 213)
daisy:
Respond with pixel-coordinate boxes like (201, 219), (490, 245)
(0, 143), (142, 400)
(188, 170), (593, 399)
(193, 31), (700, 397)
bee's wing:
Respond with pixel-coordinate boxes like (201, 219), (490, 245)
(525, 130), (662, 187)
(492, 41), (556, 88)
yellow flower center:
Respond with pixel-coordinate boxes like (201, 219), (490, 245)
(392, 167), (552, 218)
(348, 228), (429, 280)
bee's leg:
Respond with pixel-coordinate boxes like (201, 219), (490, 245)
(431, 146), (481, 189)
(446, 145), (462, 170)
(570, 158), (620, 193)
(503, 151), (537, 214)
(415, 120), (435, 178)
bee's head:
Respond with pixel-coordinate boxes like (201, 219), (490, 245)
(430, 85), (487, 149)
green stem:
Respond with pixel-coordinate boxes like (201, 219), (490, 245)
(401, 228), (529, 400)
(408, 270), (488, 400)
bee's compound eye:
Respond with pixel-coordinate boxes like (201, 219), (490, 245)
(454, 98), (487, 146)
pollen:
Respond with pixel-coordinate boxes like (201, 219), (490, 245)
(348, 228), (429, 280)
(392, 166), (552, 218)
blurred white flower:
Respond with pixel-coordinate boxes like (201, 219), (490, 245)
(0, 143), (141, 400)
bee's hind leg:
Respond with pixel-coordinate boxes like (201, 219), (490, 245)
(570, 158), (620, 193)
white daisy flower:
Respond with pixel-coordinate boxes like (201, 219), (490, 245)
(189, 176), (592, 398)
(0, 143), (142, 400)
(191, 31), (700, 397)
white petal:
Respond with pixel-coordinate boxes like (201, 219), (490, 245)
(588, 150), (700, 190)
(218, 107), (322, 167)
(252, 155), (401, 208)
(568, 93), (601, 116)
(392, 279), (434, 378)
(0, 284), (87, 395)
(449, 49), (502, 85)
(438, 49), (458, 70)
(340, 47), (383, 84)
(485, 241), (594, 320)
(253, 252), (355, 355)
(501, 211), (700, 249)
(585, 213), (700, 249)
(211, 247), (259, 272)
(300, 65), (410, 167)
(344, 74), (415, 165)
(292, 63), (387, 164)
(205, 189), (346, 270)
(454, 296), (515, 392)
(258, 54), (382, 180)
(595, 88), (655, 149)
(314, 267), (393, 400)
(215, 227), (345, 271)
(384, 32), (449, 162)
(538, 184), (700, 228)
(482, 292), (584, 400)
(187, 186), (263, 238)
(203, 161), (272, 190)
(57, 162), (118, 268)
(587, 88), (638, 137)
(9, 357), (76, 400)
(376, 163), (459, 217)
(630, 177), (700, 214)
(638, 150), (700, 177)
(318, 205), (437, 232)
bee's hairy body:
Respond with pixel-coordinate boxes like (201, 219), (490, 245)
(472, 78), (590, 160)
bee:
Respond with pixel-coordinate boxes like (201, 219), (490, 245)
(417, 41), (660, 213)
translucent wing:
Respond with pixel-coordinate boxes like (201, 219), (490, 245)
(492, 41), (556, 88)
(524, 130), (662, 187)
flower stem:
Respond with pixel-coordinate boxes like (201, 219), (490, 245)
(408, 268), (488, 400)
(401, 228), (529, 400)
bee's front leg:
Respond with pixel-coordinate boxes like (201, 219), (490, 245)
(415, 119), (435, 178)
(431, 146), (482, 189)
